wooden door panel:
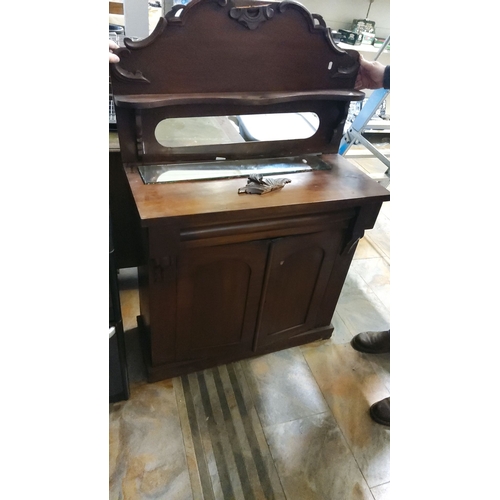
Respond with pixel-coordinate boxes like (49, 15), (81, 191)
(255, 230), (343, 347)
(176, 240), (268, 361)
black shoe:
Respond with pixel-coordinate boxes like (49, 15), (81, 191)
(351, 330), (390, 354)
(370, 397), (390, 427)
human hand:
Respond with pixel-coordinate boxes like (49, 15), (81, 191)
(109, 40), (120, 63)
(354, 55), (385, 90)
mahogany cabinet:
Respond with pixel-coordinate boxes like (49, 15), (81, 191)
(124, 157), (388, 381)
(110, 0), (390, 381)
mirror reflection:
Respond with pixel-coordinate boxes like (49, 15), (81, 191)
(154, 113), (320, 147)
(138, 154), (332, 184)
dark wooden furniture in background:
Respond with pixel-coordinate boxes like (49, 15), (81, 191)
(110, 135), (143, 269)
(110, 0), (390, 382)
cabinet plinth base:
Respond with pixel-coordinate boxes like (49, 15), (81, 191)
(138, 315), (333, 382)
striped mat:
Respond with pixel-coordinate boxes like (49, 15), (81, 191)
(174, 362), (286, 500)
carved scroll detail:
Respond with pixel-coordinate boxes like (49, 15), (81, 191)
(151, 257), (172, 283)
(110, 58), (150, 84)
(165, 4), (186, 23)
(311, 13), (326, 28)
(330, 63), (359, 79)
(108, 18), (168, 84)
(342, 231), (364, 255)
(229, 6), (275, 30)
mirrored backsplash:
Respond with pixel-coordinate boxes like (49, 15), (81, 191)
(138, 155), (331, 184)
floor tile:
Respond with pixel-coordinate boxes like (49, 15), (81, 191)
(350, 157), (389, 177)
(379, 199), (390, 218)
(353, 236), (381, 260)
(336, 270), (390, 336)
(301, 342), (390, 488)
(241, 347), (329, 428)
(371, 481), (390, 500)
(264, 412), (373, 500)
(365, 352), (390, 393)
(331, 311), (354, 344)
(365, 211), (390, 261)
(349, 257), (391, 311)
(109, 380), (193, 500)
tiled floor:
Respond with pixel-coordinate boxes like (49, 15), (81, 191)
(110, 157), (390, 500)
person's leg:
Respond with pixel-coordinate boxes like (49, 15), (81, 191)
(351, 330), (390, 426)
(370, 397), (390, 426)
(350, 330), (390, 354)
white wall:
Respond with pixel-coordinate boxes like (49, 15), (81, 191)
(299, 0), (390, 39)
(128, 0), (390, 44)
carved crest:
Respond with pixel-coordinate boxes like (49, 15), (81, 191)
(229, 5), (275, 30)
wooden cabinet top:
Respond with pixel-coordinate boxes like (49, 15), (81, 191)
(125, 154), (389, 225)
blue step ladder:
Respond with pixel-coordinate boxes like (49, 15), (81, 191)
(339, 36), (390, 180)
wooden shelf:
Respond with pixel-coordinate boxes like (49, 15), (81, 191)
(113, 90), (366, 109)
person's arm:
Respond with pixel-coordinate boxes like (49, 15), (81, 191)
(109, 40), (120, 63)
(354, 55), (389, 90)
(382, 65), (390, 90)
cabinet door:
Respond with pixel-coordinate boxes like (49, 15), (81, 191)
(175, 240), (268, 361)
(255, 229), (343, 348)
